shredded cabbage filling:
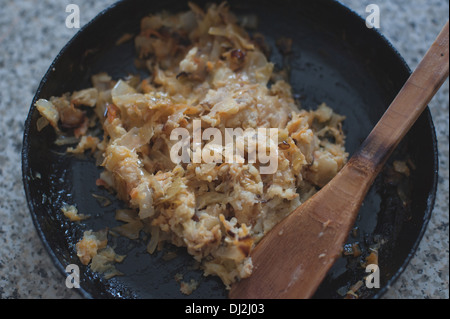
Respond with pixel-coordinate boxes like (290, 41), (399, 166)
(36, 2), (348, 289)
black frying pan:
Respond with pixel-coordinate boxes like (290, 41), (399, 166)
(22, 0), (438, 299)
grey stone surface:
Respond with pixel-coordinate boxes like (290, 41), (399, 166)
(0, 0), (447, 298)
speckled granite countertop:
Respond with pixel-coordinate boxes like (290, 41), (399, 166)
(0, 0), (448, 299)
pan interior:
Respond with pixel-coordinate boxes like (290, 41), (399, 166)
(22, 0), (437, 299)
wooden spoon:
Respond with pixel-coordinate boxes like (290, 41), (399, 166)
(229, 21), (449, 299)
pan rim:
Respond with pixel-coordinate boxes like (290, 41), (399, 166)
(330, 1), (438, 299)
(21, 0), (438, 299)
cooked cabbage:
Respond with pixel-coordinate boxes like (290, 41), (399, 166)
(37, 2), (348, 289)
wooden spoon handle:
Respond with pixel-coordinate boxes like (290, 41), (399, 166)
(353, 21), (449, 175)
